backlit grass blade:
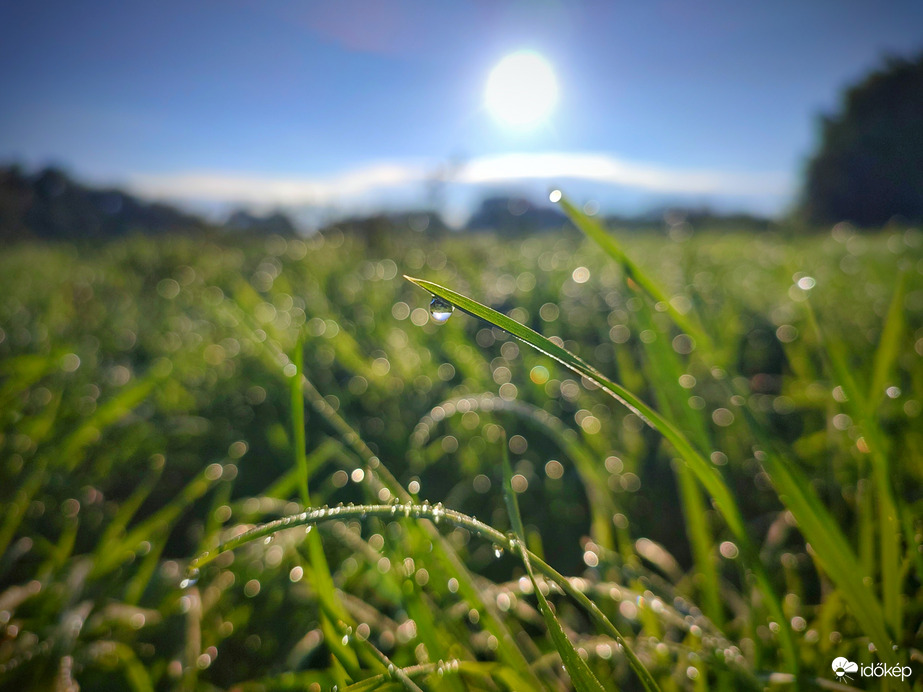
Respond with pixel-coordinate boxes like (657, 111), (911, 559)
(409, 394), (628, 553)
(499, 434), (662, 691)
(60, 373), (160, 471)
(804, 303), (903, 659)
(287, 338), (366, 682)
(867, 270), (907, 410)
(93, 461), (164, 562)
(93, 460), (228, 577)
(556, 194), (713, 353)
(189, 501), (649, 691)
(624, 280), (723, 628)
(0, 460), (47, 560)
(740, 428), (900, 670)
(500, 436), (608, 692)
(404, 274), (798, 672)
(292, 334), (310, 507)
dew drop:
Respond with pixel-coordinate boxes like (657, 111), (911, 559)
(263, 536), (273, 544)
(492, 544), (505, 559)
(180, 568), (200, 589)
(429, 296), (454, 324)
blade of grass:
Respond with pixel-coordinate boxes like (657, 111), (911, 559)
(556, 194), (713, 353)
(191, 502), (656, 691)
(805, 303), (903, 657)
(59, 373), (160, 471)
(557, 194), (900, 670)
(292, 334), (310, 507)
(867, 270), (907, 411)
(404, 274), (798, 673)
(0, 459), (48, 559)
(409, 394), (629, 555)
(625, 282), (723, 629)
(860, 271), (911, 638)
(740, 425), (900, 670)
(288, 336), (365, 682)
(93, 460), (164, 562)
(94, 461), (227, 577)
(216, 289), (558, 689)
(499, 434), (607, 692)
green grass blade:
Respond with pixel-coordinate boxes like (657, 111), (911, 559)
(93, 461), (164, 560)
(867, 270), (907, 410)
(733, 381), (899, 670)
(60, 373), (159, 471)
(0, 460), (47, 559)
(556, 194), (713, 352)
(500, 435), (658, 692)
(499, 433), (526, 541)
(93, 461), (226, 576)
(500, 440), (606, 692)
(624, 281), (724, 628)
(410, 393), (628, 554)
(291, 334), (310, 506)
(804, 304), (903, 659)
(404, 274), (798, 673)
(405, 273), (745, 544)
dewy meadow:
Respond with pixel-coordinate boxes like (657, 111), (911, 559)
(3, 4), (923, 689)
(1, 191), (921, 689)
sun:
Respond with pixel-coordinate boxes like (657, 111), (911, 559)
(485, 51), (558, 127)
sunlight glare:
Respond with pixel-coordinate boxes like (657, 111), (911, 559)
(485, 51), (558, 127)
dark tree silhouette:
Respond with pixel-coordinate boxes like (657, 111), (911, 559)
(0, 165), (206, 240)
(800, 53), (923, 227)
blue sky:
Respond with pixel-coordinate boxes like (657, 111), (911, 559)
(2, 0), (922, 223)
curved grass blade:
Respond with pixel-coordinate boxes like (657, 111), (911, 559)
(410, 393), (629, 554)
(403, 274), (798, 673)
(499, 436), (609, 692)
(190, 502), (656, 691)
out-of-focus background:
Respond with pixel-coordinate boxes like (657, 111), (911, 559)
(1, 2), (922, 691)
(2, 0), (923, 231)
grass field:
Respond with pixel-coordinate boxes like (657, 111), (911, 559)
(1, 209), (921, 690)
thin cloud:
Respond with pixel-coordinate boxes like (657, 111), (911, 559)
(457, 153), (789, 196)
(129, 162), (429, 206)
(128, 152), (789, 206)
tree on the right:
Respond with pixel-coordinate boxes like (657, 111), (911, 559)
(800, 52), (923, 227)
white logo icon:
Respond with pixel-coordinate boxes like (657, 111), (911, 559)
(832, 657), (859, 683)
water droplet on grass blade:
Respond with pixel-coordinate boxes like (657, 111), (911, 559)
(429, 296), (454, 324)
(180, 568), (200, 588)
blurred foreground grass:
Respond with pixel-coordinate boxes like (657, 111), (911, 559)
(0, 221), (921, 690)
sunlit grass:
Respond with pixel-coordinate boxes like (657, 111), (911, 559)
(0, 218), (920, 690)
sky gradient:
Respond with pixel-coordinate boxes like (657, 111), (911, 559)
(2, 0), (922, 224)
